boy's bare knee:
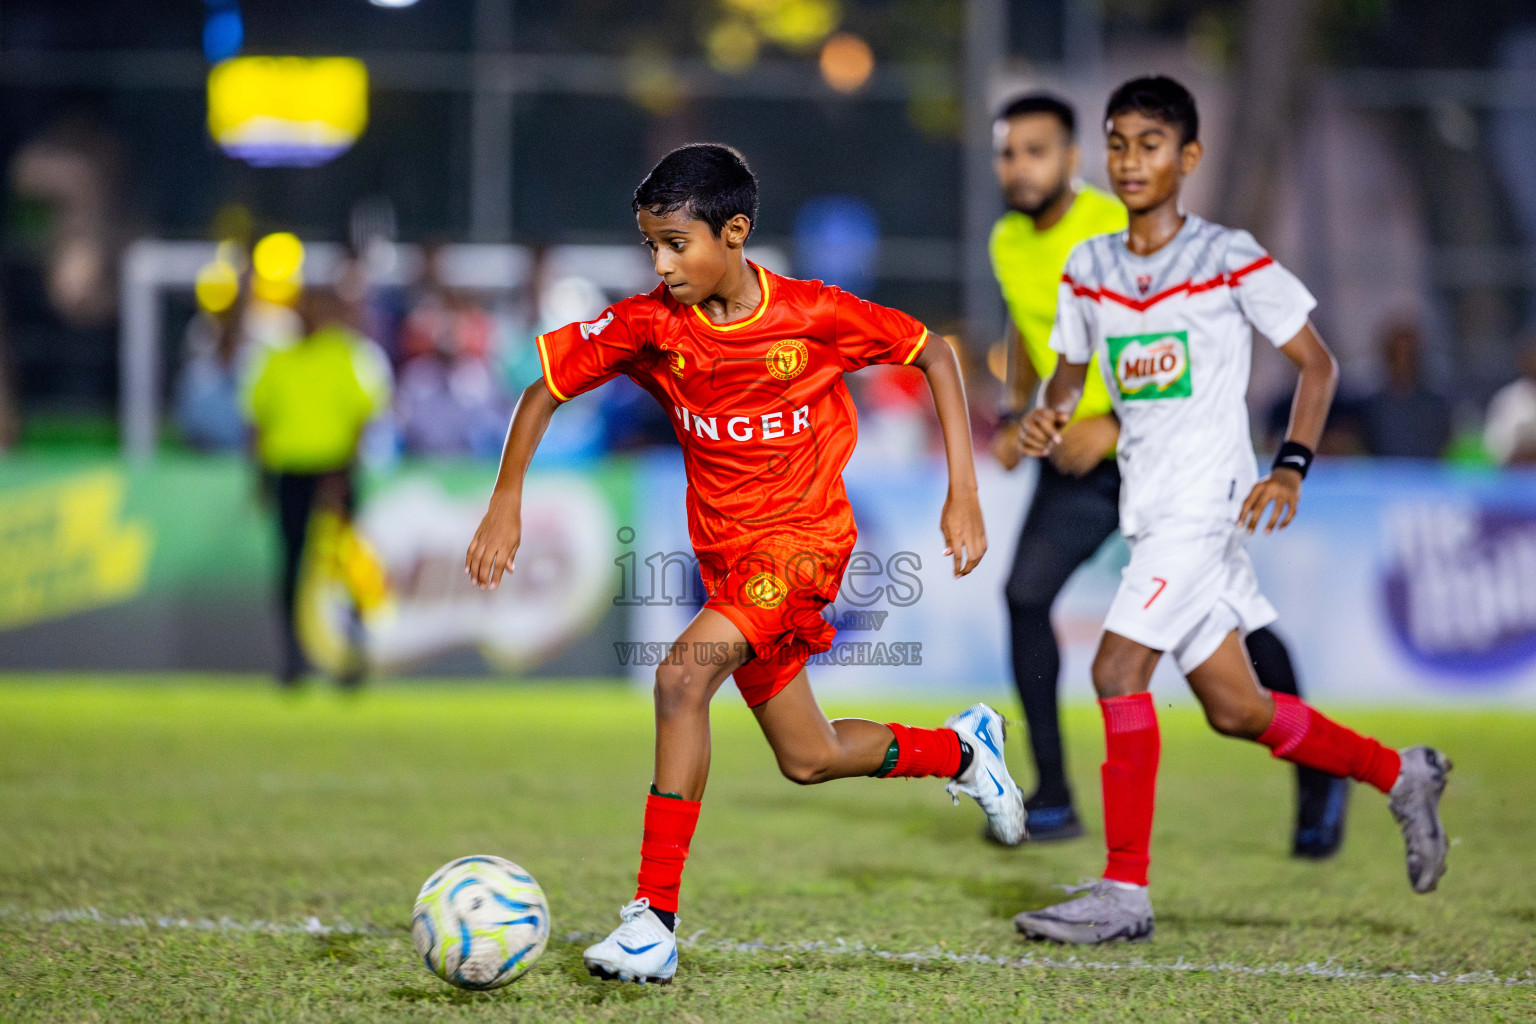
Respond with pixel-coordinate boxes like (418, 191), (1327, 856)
(1205, 698), (1270, 739)
(654, 662), (708, 718)
(1092, 651), (1144, 698)
(777, 750), (839, 786)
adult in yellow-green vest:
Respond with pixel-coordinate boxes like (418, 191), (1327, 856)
(242, 289), (391, 686)
(988, 94), (1346, 856)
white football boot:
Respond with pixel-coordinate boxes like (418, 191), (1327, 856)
(945, 702), (1028, 845)
(582, 898), (678, 984)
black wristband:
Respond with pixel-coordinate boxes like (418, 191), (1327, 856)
(1272, 440), (1314, 479)
(996, 408), (1025, 427)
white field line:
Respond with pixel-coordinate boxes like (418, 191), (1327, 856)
(0, 906), (391, 936)
(4, 907), (1531, 988)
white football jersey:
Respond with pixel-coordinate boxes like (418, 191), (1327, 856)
(1049, 214), (1315, 537)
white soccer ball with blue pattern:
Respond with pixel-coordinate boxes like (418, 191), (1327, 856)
(412, 855), (550, 989)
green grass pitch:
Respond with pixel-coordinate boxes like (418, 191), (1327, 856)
(1, 679), (1533, 1022)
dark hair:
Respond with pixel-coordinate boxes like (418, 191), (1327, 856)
(632, 143), (759, 237)
(995, 93), (1076, 139)
(1104, 76), (1199, 145)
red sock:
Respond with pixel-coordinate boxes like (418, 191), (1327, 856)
(1100, 693), (1159, 887)
(878, 723), (963, 778)
(1257, 693), (1401, 793)
(633, 792), (701, 913)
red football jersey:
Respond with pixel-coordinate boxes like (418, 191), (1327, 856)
(536, 262), (927, 580)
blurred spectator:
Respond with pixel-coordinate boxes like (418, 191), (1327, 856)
(174, 300), (247, 452)
(394, 244), (507, 456)
(10, 115), (121, 328)
(1484, 335), (1536, 466)
(398, 243), (493, 364)
(243, 289), (305, 350)
(175, 248), (305, 453)
(1358, 321), (1451, 458)
(396, 350), (508, 457)
(241, 289), (392, 684)
(847, 360), (939, 467)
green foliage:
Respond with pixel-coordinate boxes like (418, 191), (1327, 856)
(1, 679), (1532, 1022)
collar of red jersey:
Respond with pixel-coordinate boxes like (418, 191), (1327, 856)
(688, 262), (772, 333)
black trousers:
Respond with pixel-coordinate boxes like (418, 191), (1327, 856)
(272, 469), (354, 681)
(1003, 459), (1303, 807)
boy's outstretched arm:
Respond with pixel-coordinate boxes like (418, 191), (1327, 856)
(1239, 321), (1338, 534)
(1018, 359), (1089, 457)
(466, 381), (563, 590)
(912, 334), (987, 577)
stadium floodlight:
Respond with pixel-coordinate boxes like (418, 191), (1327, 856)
(368, 0), (421, 7)
(207, 56), (369, 167)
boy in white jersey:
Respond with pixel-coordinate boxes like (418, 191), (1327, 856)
(1013, 77), (1451, 945)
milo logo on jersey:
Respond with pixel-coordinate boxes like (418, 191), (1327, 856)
(1107, 331), (1192, 401)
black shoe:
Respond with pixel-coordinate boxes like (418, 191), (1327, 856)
(1293, 768), (1350, 859)
(1025, 802), (1085, 841)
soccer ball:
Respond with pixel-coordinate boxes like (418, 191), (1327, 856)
(412, 855), (550, 989)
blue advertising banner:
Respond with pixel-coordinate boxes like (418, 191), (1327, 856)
(7, 451), (1536, 705)
(626, 453), (1536, 706)
(1250, 462), (1536, 705)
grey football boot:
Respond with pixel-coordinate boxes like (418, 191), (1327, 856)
(1014, 879), (1154, 944)
(1388, 746), (1452, 894)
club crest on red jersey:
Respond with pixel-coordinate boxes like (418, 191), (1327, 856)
(662, 349), (685, 378)
(766, 338), (809, 381)
(742, 571), (789, 609)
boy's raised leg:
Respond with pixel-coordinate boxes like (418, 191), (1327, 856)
(751, 673), (1026, 844)
(1184, 633), (1451, 894)
(750, 671), (901, 781)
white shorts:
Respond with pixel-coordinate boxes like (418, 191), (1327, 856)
(1103, 520), (1277, 675)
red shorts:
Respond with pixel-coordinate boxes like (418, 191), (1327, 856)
(703, 548), (844, 707)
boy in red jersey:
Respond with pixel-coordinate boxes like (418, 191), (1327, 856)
(465, 144), (1025, 984)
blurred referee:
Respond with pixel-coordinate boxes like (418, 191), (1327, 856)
(988, 94), (1348, 855)
(241, 288), (392, 686)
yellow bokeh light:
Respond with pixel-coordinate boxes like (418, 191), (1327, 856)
(706, 18), (760, 74)
(758, 0), (839, 49)
(909, 91), (961, 138)
(195, 259), (240, 314)
(252, 232), (305, 283)
(252, 274), (303, 306)
(819, 32), (874, 93)
(625, 48), (685, 116)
